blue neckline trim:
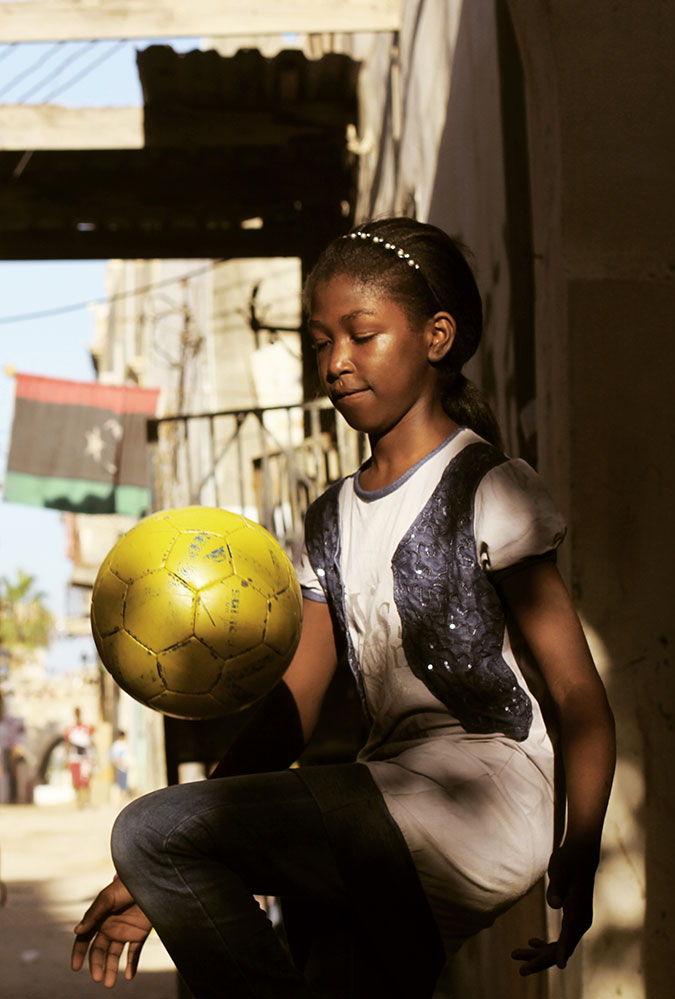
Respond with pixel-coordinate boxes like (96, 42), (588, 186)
(353, 426), (466, 502)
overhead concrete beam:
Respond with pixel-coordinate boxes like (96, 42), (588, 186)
(0, 0), (401, 43)
(0, 105), (143, 150)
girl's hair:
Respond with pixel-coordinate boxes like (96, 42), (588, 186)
(303, 217), (503, 448)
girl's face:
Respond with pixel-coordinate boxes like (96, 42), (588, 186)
(308, 274), (445, 437)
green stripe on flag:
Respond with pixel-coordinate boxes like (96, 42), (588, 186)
(114, 485), (152, 518)
(3, 471), (151, 518)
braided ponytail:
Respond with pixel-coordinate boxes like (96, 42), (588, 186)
(438, 372), (503, 449)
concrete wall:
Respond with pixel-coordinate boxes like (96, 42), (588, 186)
(509, 3), (675, 997)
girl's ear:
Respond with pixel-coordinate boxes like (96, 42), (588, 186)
(427, 312), (456, 363)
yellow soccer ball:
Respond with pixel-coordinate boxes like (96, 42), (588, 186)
(90, 507), (303, 719)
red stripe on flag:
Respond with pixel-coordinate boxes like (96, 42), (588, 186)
(15, 374), (159, 415)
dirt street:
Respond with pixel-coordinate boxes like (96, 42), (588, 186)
(0, 800), (178, 999)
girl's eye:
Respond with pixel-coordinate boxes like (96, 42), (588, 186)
(352, 333), (376, 344)
(312, 340), (329, 353)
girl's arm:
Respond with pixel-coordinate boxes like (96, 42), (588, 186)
(208, 597), (339, 780)
(283, 597), (340, 741)
(497, 560), (616, 976)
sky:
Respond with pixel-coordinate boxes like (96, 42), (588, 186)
(0, 31), (199, 672)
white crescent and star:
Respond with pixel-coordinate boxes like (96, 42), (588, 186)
(84, 417), (123, 474)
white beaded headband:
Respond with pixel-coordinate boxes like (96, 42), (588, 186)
(343, 230), (422, 272)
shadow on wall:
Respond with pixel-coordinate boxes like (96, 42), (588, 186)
(565, 279), (675, 999)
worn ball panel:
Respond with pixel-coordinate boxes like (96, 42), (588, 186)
(161, 506), (249, 536)
(264, 582), (303, 656)
(91, 505), (303, 720)
(99, 630), (163, 702)
(209, 644), (287, 712)
(91, 565), (127, 639)
(148, 689), (231, 720)
(107, 517), (179, 583)
(195, 576), (269, 660)
(157, 638), (223, 694)
(164, 531), (235, 590)
(228, 523), (293, 595)
(124, 570), (196, 652)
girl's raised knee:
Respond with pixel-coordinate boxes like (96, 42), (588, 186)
(111, 792), (161, 872)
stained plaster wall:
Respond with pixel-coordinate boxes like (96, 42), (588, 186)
(509, 3), (675, 997)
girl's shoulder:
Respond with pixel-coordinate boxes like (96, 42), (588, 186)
(474, 457), (567, 573)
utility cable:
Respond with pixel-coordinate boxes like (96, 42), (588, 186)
(17, 40), (96, 103)
(0, 42), (62, 100)
(0, 260), (225, 326)
(0, 43), (18, 64)
(43, 39), (129, 103)
(0, 261), (297, 326)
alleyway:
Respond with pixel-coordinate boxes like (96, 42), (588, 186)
(0, 800), (177, 999)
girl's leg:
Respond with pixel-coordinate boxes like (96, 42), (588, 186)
(111, 770), (345, 999)
(112, 765), (445, 998)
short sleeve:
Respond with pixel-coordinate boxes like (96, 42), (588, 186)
(474, 458), (566, 573)
(293, 538), (327, 603)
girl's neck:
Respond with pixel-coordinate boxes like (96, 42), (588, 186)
(360, 410), (459, 491)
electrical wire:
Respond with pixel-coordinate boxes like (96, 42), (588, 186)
(0, 260), (225, 325)
(0, 43), (18, 64)
(43, 39), (129, 103)
(0, 42), (63, 100)
(0, 261), (299, 326)
(17, 40), (96, 103)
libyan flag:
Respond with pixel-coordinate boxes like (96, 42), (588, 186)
(4, 373), (160, 517)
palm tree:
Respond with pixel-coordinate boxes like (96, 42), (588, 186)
(0, 570), (54, 651)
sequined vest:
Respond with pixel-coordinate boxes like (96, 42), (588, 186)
(304, 441), (533, 742)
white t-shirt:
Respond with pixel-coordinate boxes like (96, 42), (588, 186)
(296, 428), (566, 949)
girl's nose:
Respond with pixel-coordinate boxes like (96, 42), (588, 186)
(325, 338), (354, 381)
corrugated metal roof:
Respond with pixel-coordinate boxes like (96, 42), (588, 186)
(0, 46), (360, 259)
(139, 46), (360, 147)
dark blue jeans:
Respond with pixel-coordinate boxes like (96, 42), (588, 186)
(111, 765), (444, 998)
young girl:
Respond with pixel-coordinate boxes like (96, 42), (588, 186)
(71, 218), (615, 997)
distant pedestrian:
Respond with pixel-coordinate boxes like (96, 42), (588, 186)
(0, 693), (27, 804)
(109, 731), (132, 801)
(65, 707), (94, 808)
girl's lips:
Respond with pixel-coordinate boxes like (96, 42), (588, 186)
(333, 387), (369, 402)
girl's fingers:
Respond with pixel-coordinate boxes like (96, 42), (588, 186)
(87, 938), (106, 983)
(125, 939), (145, 980)
(87, 933), (125, 988)
(103, 941), (125, 989)
(88, 934), (113, 983)
(511, 938), (558, 975)
(70, 936), (90, 972)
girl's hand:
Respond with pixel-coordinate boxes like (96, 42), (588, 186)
(511, 840), (597, 975)
(71, 877), (152, 987)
